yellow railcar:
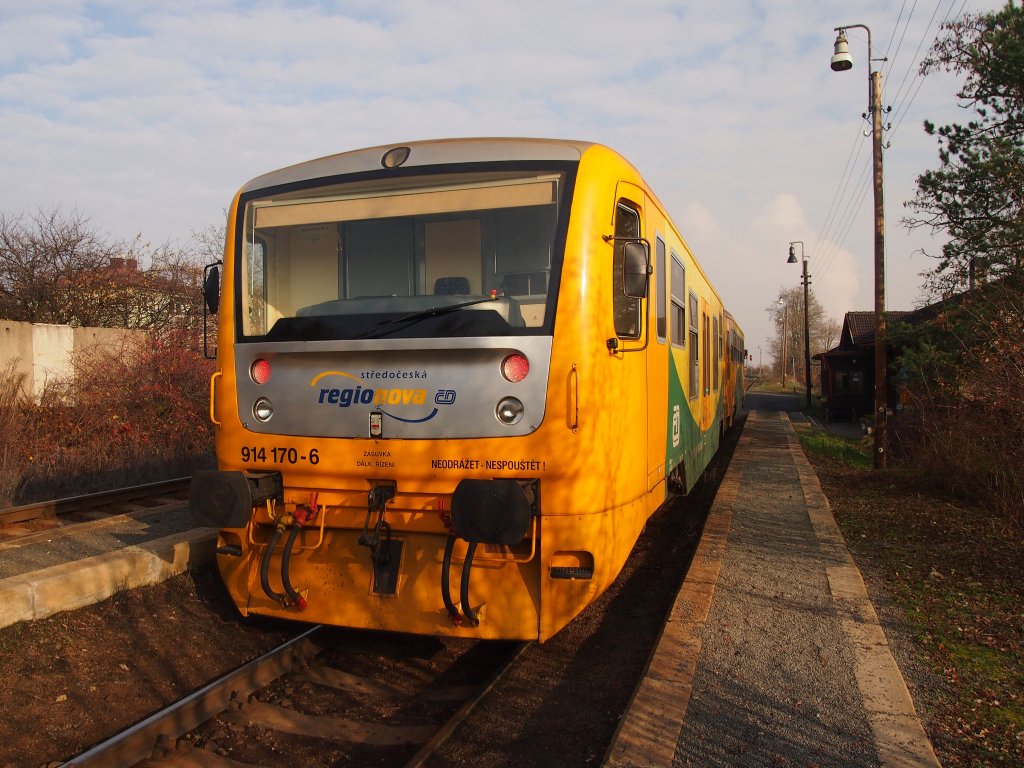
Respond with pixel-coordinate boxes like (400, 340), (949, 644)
(190, 139), (743, 641)
(723, 311), (747, 430)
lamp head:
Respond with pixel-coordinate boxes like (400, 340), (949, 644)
(831, 30), (854, 71)
(787, 244), (798, 263)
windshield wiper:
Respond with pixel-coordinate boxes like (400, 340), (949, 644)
(357, 297), (495, 339)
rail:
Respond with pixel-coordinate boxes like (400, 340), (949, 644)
(0, 477), (191, 527)
(60, 629), (526, 768)
(62, 626), (326, 767)
(403, 641), (529, 767)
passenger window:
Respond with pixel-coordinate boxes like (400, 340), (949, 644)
(719, 314), (725, 361)
(655, 236), (666, 342)
(713, 315), (720, 390)
(671, 254), (685, 348)
(688, 292), (699, 398)
(702, 312), (710, 395)
(613, 203), (641, 339)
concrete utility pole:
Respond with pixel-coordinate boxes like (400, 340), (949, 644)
(831, 23), (888, 469)
(778, 298), (788, 388)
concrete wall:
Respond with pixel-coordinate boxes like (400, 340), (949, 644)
(0, 321), (145, 400)
(0, 322), (33, 394)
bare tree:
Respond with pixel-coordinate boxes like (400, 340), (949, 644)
(191, 217), (227, 265)
(765, 286), (837, 385)
(81, 241), (205, 330)
(0, 207), (209, 330)
(819, 316), (841, 351)
(0, 208), (120, 324)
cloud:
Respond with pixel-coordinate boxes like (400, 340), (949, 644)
(679, 201), (720, 244)
(0, 0), (1007, 353)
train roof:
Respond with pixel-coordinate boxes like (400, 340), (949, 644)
(241, 138), (596, 193)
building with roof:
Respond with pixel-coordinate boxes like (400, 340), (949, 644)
(815, 310), (912, 422)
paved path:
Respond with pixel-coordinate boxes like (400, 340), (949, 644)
(606, 407), (939, 768)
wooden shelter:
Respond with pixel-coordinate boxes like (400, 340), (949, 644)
(816, 311), (910, 422)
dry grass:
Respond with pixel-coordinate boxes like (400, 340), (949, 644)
(804, 437), (1024, 767)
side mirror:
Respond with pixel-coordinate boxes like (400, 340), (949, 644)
(622, 240), (650, 299)
(203, 264), (221, 315)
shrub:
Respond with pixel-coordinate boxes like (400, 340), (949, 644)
(16, 327), (215, 502)
(893, 276), (1024, 529)
(0, 362), (31, 506)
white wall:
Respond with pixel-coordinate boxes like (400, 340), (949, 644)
(0, 322), (145, 401)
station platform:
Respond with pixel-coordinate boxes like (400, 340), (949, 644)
(0, 501), (213, 629)
(605, 405), (940, 768)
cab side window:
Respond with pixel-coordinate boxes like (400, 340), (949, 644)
(613, 202), (641, 339)
(655, 235), (666, 342)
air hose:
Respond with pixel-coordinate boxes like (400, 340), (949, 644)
(460, 541), (479, 627)
(441, 533), (462, 623)
(259, 526), (287, 604)
(280, 524), (307, 610)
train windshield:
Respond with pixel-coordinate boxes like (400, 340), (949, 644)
(238, 169), (570, 341)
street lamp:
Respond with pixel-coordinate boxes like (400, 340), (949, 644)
(788, 241), (812, 407)
(831, 22), (888, 470)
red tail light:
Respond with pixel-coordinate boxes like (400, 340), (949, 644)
(251, 359), (271, 384)
(501, 353), (529, 383)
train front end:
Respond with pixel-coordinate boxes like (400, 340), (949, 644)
(190, 140), (604, 641)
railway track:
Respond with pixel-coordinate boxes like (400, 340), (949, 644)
(8, 418), (738, 764)
(63, 627), (528, 767)
(0, 477), (190, 540)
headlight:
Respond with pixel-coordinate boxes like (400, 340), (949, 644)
(495, 397), (524, 425)
(253, 397), (274, 422)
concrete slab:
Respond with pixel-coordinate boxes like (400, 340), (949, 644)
(0, 528), (217, 630)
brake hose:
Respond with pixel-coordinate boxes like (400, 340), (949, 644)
(460, 541), (479, 627)
(441, 533), (462, 623)
(259, 526), (287, 604)
(280, 524), (307, 610)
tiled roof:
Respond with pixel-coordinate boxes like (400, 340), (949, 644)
(844, 312), (874, 346)
(841, 310), (913, 347)
(828, 278), (1016, 357)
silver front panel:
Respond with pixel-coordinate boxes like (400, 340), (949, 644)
(235, 336), (552, 439)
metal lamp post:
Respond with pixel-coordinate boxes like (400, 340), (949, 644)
(831, 23), (888, 470)
(788, 241), (812, 407)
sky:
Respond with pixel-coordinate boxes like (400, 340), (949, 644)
(0, 0), (1006, 358)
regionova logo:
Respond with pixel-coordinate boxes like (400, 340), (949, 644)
(310, 370), (456, 423)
